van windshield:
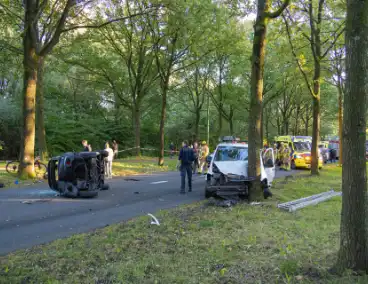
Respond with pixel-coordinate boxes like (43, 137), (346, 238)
(214, 146), (248, 161)
(293, 142), (310, 151)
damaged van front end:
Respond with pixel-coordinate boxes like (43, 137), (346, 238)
(205, 143), (275, 200)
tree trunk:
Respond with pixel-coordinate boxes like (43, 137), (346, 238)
(229, 105), (234, 135)
(217, 107), (223, 137)
(337, 0), (368, 272)
(194, 109), (200, 141)
(338, 83), (343, 166)
(305, 104), (309, 136)
(19, 3), (38, 178)
(158, 81), (169, 166)
(36, 57), (48, 161)
(247, 2), (268, 201)
(294, 105), (300, 135)
(311, 78), (321, 175)
(132, 105), (141, 156)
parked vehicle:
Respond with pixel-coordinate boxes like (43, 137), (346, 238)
(275, 136), (323, 169)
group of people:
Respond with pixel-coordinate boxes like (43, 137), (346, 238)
(81, 139), (119, 179)
(177, 140), (209, 194)
(273, 143), (292, 171)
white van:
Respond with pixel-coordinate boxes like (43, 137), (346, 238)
(205, 142), (275, 199)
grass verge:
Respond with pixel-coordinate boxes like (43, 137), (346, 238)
(1, 166), (367, 283)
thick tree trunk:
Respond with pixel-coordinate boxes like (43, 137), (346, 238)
(337, 0), (368, 272)
(311, 79), (320, 175)
(338, 83), (343, 166)
(19, 3), (38, 178)
(132, 105), (141, 156)
(247, 3), (267, 201)
(36, 57), (48, 161)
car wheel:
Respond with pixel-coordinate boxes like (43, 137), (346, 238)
(291, 161), (296, 170)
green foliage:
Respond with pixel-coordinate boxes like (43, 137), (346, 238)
(0, 0), (347, 159)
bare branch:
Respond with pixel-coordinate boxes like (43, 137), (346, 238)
(266, 0), (291, 19)
(282, 14), (316, 99)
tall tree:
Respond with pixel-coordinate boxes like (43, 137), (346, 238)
(336, 0), (368, 272)
(247, 0), (290, 200)
(283, 0), (345, 175)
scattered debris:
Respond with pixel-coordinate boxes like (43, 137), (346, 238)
(125, 178), (140, 181)
(134, 191), (140, 194)
(147, 213), (160, 225)
(278, 190), (342, 212)
(250, 202), (261, 206)
(206, 197), (239, 207)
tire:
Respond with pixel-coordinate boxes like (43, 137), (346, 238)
(291, 161), (296, 170)
(6, 161), (19, 175)
(35, 162), (48, 179)
(205, 187), (213, 199)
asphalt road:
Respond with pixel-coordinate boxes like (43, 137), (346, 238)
(0, 169), (299, 255)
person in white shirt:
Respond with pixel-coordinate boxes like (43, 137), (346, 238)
(104, 142), (114, 179)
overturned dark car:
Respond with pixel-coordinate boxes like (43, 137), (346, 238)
(48, 151), (109, 198)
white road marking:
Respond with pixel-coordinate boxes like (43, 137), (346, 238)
(150, 181), (168, 185)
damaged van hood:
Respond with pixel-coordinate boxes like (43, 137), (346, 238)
(213, 161), (248, 177)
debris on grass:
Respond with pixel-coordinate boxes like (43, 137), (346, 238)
(278, 189), (342, 212)
(147, 213), (160, 225)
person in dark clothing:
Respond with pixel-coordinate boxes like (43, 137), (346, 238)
(192, 141), (199, 174)
(329, 148), (337, 163)
(82, 140), (92, 152)
(178, 140), (195, 194)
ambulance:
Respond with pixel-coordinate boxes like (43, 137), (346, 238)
(275, 135), (323, 169)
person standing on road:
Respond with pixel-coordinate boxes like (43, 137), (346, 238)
(112, 140), (118, 159)
(104, 142), (114, 179)
(192, 141), (200, 174)
(178, 140), (195, 194)
(199, 141), (209, 174)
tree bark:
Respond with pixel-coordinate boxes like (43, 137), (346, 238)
(247, 2), (268, 201)
(19, 1), (38, 178)
(311, 69), (321, 175)
(247, 0), (290, 201)
(336, 0), (368, 272)
(36, 57), (48, 161)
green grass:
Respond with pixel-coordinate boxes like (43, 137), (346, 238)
(112, 156), (177, 176)
(1, 165), (367, 283)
